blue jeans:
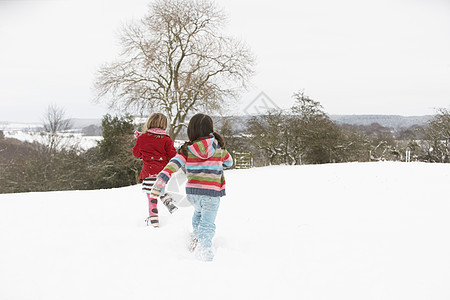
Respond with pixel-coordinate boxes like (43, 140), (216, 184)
(187, 194), (220, 250)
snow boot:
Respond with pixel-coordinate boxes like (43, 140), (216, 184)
(161, 194), (178, 214)
(195, 246), (214, 262)
(145, 215), (159, 228)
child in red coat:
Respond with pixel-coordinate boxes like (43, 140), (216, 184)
(132, 113), (178, 227)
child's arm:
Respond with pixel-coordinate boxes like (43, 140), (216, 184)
(150, 153), (187, 198)
(165, 137), (178, 160)
(223, 150), (233, 169)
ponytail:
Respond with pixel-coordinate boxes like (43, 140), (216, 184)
(213, 131), (226, 149)
(178, 141), (192, 156)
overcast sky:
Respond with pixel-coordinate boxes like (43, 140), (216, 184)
(0, 0), (449, 123)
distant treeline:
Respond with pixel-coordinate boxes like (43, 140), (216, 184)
(329, 115), (434, 128)
(0, 102), (449, 193)
(218, 95), (449, 167)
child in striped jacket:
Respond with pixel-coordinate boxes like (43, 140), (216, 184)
(150, 113), (233, 261)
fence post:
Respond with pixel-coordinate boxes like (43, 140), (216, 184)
(406, 150), (411, 162)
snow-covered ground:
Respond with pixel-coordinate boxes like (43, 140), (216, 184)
(3, 130), (102, 150)
(0, 162), (449, 300)
(1, 122), (102, 150)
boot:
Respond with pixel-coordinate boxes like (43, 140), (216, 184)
(161, 194), (178, 214)
(145, 215), (159, 228)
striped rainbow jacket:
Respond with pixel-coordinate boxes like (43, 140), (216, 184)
(151, 135), (233, 198)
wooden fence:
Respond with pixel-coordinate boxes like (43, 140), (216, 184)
(233, 152), (253, 169)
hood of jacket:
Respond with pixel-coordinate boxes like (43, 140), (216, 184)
(188, 135), (217, 160)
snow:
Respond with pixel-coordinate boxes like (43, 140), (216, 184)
(1, 122), (102, 150)
(2, 130), (102, 150)
(1, 123), (184, 151)
(1, 162), (449, 299)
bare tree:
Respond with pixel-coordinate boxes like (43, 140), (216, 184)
(42, 104), (72, 154)
(94, 0), (255, 139)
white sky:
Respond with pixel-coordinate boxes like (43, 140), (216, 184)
(0, 0), (449, 123)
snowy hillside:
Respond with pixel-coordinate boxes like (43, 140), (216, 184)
(1, 162), (449, 300)
(1, 122), (102, 150)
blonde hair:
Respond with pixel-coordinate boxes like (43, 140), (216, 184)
(142, 113), (168, 132)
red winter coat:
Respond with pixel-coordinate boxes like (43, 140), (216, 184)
(132, 133), (177, 181)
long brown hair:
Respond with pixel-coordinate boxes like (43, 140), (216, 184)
(179, 113), (226, 155)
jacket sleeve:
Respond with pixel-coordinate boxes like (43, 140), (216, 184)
(150, 153), (187, 198)
(132, 137), (142, 158)
(165, 136), (178, 160)
(223, 150), (233, 169)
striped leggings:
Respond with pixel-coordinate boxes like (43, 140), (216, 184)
(142, 177), (158, 217)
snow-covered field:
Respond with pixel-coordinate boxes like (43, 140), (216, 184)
(1, 162), (449, 300)
(1, 122), (102, 151)
(1, 122), (183, 150)
(3, 130), (102, 150)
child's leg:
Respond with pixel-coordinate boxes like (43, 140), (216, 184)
(192, 209), (202, 238)
(197, 196), (220, 250)
(187, 195), (202, 238)
(142, 177), (157, 193)
(188, 195), (220, 261)
(146, 194), (159, 227)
